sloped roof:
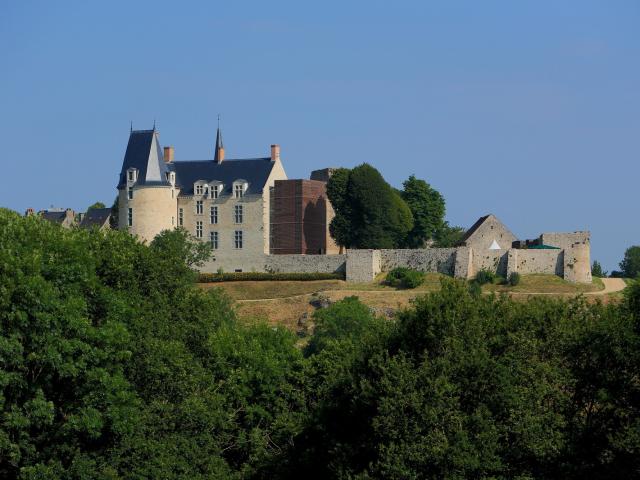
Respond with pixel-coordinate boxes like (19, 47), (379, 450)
(40, 211), (68, 224)
(117, 130), (170, 188)
(169, 158), (276, 196)
(80, 208), (111, 229)
(459, 214), (490, 245)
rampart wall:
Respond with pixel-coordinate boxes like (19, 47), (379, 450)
(199, 244), (591, 284)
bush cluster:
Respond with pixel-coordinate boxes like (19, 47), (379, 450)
(198, 271), (344, 282)
(475, 268), (496, 285)
(508, 271), (521, 286)
(385, 267), (425, 289)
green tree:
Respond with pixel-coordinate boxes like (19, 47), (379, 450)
(400, 174), (446, 248)
(88, 201), (106, 210)
(433, 221), (466, 247)
(620, 245), (640, 278)
(327, 164), (413, 249)
(325, 167), (352, 250)
(591, 260), (608, 277)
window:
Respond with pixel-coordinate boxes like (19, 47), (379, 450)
(196, 221), (203, 238)
(234, 184), (244, 198)
(195, 184), (204, 195)
(209, 231), (218, 249)
(178, 208), (183, 226)
(210, 185), (219, 199)
(127, 189), (133, 200)
(234, 205), (243, 224)
(234, 230), (243, 249)
(210, 206), (218, 224)
(196, 200), (203, 215)
(127, 169), (137, 182)
(127, 208), (133, 227)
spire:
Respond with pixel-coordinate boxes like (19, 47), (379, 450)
(214, 116), (225, 163)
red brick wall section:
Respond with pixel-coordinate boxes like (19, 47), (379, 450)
(272, 179), (332, 254)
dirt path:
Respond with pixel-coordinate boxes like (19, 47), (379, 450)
(588, 277), (627, 295)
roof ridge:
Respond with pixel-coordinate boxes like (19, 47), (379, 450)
(174, 157), (271, 163)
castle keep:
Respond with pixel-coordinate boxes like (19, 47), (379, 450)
(116, 128), (592, 283)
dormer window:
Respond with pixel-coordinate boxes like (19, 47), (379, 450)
(195, 184), (204, 196)
(233, 180), (248, 198)
(166, 171), (176, 186)
(127, 168), (138, 183)
(209, 182), (223, 199)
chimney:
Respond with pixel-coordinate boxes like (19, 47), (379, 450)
(271, 144), (280, 163)
(25, 208), (34, 216)
(164, 146), (174, 163)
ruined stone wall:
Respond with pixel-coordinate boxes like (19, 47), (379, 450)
(510, 249), (564, 276)
(346, 250), (381, 283)
(379, 249), (458, 275)
(540, 232), (590, 250)
(472, 249), (509, 277)
(265, 254), (346, 274)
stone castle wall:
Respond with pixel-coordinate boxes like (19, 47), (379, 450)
(379, 249), (458, 274)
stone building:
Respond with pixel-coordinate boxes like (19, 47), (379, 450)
(117, 127), (287, 271)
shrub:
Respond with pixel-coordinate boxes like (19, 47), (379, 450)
(475, 269), (495, 285)
(386, 267), (424, 289)
(198, 271), (344, 283)
(508, 272), (521, 286)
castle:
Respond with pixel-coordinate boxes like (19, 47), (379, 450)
(116, 127), (592, 283)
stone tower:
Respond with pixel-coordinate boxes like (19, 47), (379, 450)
(117, 128), (177, 242)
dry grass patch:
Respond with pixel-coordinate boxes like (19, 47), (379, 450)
(484, 274), (604, 294)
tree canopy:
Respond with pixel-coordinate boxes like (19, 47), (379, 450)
(327, 163), (413, 249)
(1, 208), (639, 479)
(400, 174), (446, 247)
(620, 245), (640, 278)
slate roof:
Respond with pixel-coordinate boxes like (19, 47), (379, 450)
(80, 208), (112, 229)
(118, 129), (276, 196)
(117, 130), (170, 188)
(40, 211), (68, 224)
(169, 158), (275, 196)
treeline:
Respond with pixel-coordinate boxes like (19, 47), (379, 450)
(327, 164), (465, 249)
(1, 209), (639, 479)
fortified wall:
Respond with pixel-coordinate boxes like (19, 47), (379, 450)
(199, 214), (592, 284)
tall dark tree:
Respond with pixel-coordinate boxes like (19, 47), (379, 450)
(400, 174), (446, 248)
(327, 164), (413, 249)
(620, 245), (640, 278)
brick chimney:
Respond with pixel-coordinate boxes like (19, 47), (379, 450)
(271, 144), (280, 163)
(164, 146), (174, 163)
(25, 208), (34, 216)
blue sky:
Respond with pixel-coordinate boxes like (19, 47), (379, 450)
(1, 1), (638, 271)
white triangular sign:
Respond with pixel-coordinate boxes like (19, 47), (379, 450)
(489, 239), (501, 250)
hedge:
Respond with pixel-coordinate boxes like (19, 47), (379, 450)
(198, 272), (345, 283)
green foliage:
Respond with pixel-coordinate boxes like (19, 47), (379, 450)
(150, 227), (212, 268)
(327, 164), (413, 249)
(199, 271), (344, 282)
(508, 271), (521, 286)
(385, 267), (424, 289)
(0, 209), (302, 479)
(3, 208), (640, 479)
(400, 174), (446, 248)
(620, 245), (640, 278)
(475, 269), (496, 285)
(304, 296), (379, 356)
(434, 221), (466, 247)
(88, 201), (106, 210)
(591, 260), (608, 277)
